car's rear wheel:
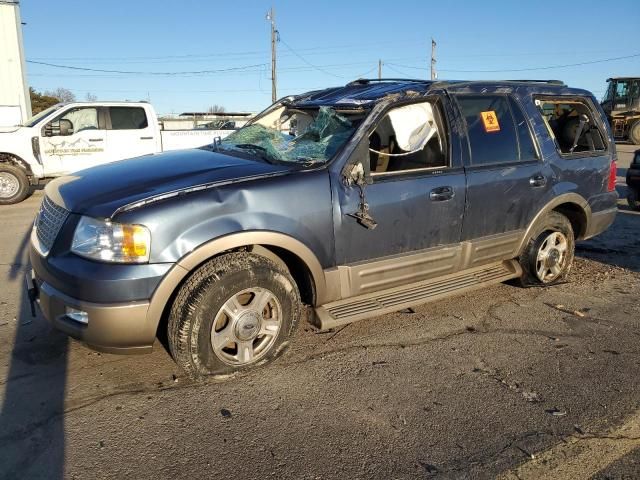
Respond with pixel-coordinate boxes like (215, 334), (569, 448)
(167, 251), (301, 378)
(0, 164), (30, 205)
(628, 187), (640, 211)
(518, 211), (575, 286)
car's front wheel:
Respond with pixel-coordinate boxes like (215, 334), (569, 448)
(167, 251), (301, 378)
(0, 164), (30, 205)
(518, 211), (575, 286)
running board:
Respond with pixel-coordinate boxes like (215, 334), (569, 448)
(313, 260), (521, 330)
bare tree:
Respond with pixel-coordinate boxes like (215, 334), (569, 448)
(207, 105), (226, 114)
(44, 87), (76, 103)
(85, 92), (98, 102)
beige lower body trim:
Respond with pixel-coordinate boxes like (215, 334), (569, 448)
(324, 231), (523, 302)
(315, 260), (521, 330)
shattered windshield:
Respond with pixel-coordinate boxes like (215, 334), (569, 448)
(218, 106), (361, 164)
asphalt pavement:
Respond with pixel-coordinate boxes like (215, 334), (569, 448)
(0, 145), (638, 480)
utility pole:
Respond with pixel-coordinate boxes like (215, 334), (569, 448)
(378, 59), (382, 79)
(430, 38), (437, 80)
(267, 7), (278, 103)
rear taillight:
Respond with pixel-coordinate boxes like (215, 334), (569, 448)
(607, 161), (617, 192)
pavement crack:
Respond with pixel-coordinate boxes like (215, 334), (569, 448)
(287, 325), (582, 368)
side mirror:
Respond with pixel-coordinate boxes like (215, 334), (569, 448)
(342, 137), (372, 186)
(59, 119), (74, 136)
(345, 162), (366, 186)
(44, 119), (74, 137)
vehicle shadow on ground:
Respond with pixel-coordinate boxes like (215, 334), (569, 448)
(0, 228), (68, 480)
(575, 205), (640, 273)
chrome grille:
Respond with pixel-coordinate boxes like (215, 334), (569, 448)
(36, 196), (69, 254)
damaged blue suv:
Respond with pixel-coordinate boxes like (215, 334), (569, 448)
(28, 79), (618, 377)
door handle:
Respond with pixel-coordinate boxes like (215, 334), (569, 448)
(429, 186), (455, 201)
(529, 174), (547, 187)
(140, 136), (153, 140)
(89, 138), (104, 142)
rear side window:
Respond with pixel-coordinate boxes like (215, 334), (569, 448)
(109, 107), (148, 130)
(536, 98), (607, 155)
(456, 95), (520, 166)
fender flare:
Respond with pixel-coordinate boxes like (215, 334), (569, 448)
(0, 152), (33, 176)
(143, 231), (327, 338)
(515, 193), (591, 255)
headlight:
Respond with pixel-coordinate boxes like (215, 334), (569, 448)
(71, 216), (151, 263)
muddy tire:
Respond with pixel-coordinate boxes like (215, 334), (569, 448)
(628, 188), (640, 211)
(0, 164), (30, 205)
(629, 120), (640, 145)
(518, 211), (575, 287)
(167, 251), (301, 378)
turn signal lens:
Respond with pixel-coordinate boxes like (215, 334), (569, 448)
(122, 225), (149, 258)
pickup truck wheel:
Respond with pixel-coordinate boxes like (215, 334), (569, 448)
(0, 164), (30, 205)
(628, 188), (640, 211)
(519, 211), (575, 286)
(167, 251), (301, 378)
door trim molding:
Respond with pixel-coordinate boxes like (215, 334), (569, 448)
(324, 230), (523, 301)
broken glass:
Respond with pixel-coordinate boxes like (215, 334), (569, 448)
(219, 106), (355, 164)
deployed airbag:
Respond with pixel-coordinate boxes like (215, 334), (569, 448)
(387, 103), (437, 152)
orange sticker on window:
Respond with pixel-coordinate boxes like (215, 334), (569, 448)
(480, 111), (500, 132)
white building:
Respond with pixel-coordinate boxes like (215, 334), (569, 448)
(0, 1), (31, 127)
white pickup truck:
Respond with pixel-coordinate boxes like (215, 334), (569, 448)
(0, 101), (236, 204)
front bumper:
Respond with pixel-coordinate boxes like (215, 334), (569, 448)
(28, 269), (156, 354)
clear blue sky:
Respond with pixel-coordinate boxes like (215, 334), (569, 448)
(20, 0), (640, 115)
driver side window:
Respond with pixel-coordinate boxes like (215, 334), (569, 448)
(368, 101), (447, 174)
(60, 107), (99, 133)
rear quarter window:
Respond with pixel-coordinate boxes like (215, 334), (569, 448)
(535, 97), (607, 155)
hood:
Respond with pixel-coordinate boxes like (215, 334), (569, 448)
(45, 148), (291, 217)
(0, 126), (23, 133)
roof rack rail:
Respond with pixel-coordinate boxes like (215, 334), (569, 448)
(503, 79), (565, 86)
(347, 78), (431, 86)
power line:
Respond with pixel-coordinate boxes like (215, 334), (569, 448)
(388, 52), (640, 73)
(385, 64), (413, 77)
(26, 38), (429, 63)
(279, 38), (344, 79)
(27, 59), (385, 78)
(31, 85), (334, 95)
(25, 60), (268, 76)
